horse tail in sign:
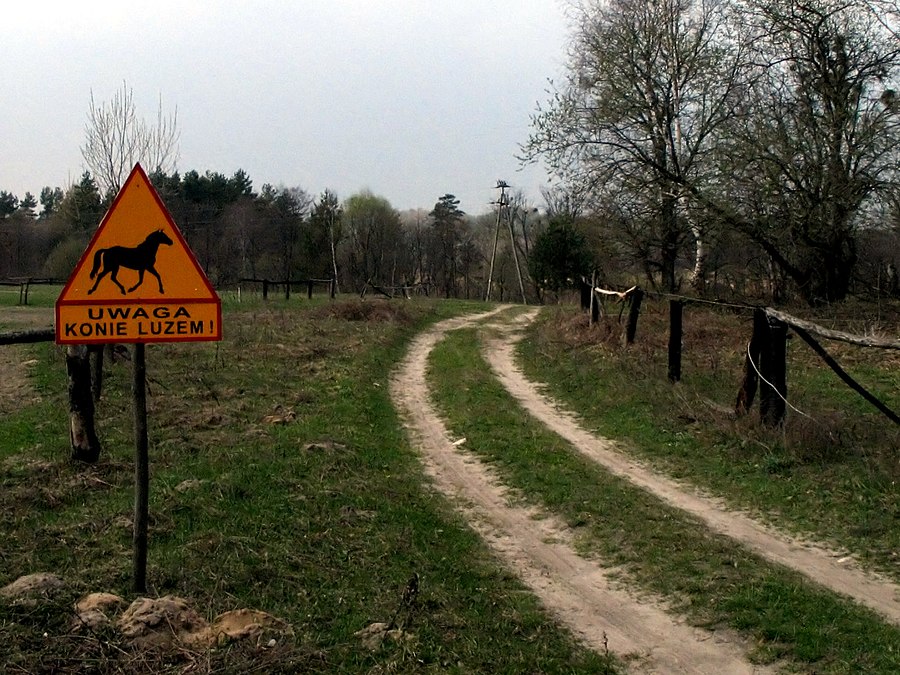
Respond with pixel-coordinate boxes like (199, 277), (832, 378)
(89, 250), (105, 280)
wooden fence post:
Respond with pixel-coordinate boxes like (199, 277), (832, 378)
(580, 277), (591, 313)
(66, 344), (101, 463)
(308, 280), (314, 299)
(760, 315), (788, 427)
(623, 287), (643, 345)
(668, 300), (683, 382)
(735, 309), (766, 415)
(330, 278), (336, 299)
(284, 281), (290, 301)
(262, 280), (269, 300)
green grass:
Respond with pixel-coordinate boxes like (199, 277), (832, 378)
(0, 282), (63, 309)
(427, 323), (900, 673)
(0, 298), (614, 673)
(516, 302), (900, 581)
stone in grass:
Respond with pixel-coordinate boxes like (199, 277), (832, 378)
(0, 572), (65, 606)
(207, 608), (293, 646)
(73, 592), (125, 630)
(354, 622), (415, 650)
(118, 596), (291, 649)
(118, 596), (211, 649)
(174, 479), (207, 493)
(301, 440), (348, 453)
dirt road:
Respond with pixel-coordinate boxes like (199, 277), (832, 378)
(484, 309), (900, 628)
(391, 309), (769, 673)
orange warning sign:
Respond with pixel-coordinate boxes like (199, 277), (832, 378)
(56, 163), (221, 344)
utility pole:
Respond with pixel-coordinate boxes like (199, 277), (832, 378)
(485, 180), (509, 302)
(329, 209), (340, 295)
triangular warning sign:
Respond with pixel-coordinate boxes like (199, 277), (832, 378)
(56, 163), (221, 344)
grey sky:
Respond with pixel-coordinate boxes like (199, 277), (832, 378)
(2, 1), (570, 216)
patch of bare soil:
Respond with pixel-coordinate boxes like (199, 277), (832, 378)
(391, 308), (767, 674)
(0, 345), (40, 414)
(484, 309), (900, 628)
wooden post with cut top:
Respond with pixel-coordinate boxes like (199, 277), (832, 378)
(668, 300), (683, 382)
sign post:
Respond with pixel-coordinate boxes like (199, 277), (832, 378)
(56, 163), (221, 592)
(132, 342), (149, 590)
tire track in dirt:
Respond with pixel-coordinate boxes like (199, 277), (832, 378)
(391, 309), (767, 674)
(483, 308), (900, 627)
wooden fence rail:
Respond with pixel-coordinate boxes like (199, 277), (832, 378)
(578, 282), (899, 428)
(0, 278), (63, 306)
(762, 308), (900, 427)
(238, 278), (336, 301)
(0, 328), (55, 345)
(360, 281), (433, 300)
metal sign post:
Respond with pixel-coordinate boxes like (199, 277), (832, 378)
(56, 163), (222, 591)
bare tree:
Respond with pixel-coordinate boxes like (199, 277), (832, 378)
(68, 82), (179, 462)
(526, 0), (900, 303)
(81, 81), (179, 195)
(717, 0), (900, 303)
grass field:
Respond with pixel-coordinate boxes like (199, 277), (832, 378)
(2, 293), (898, 673)
(0, 282), (63, 311)
(0, 298), (616, 674)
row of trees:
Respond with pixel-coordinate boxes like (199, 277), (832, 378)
(0, 170), (566, 302)
(523, 0), (900, 305)
(6, 158), (895, 306)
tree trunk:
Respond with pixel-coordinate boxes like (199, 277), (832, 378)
(804, 235), (856, 304)
(668, 300), (683, 382)
(689, 224), (707, 294)
(66, 345), (101, 463)
(329, 214), (340, 296)
(759, 316), (788, 427)
(660, 194), (679, 293)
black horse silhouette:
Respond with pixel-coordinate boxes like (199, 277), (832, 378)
(87, 229), (174, 295)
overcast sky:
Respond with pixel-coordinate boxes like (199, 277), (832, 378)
(2, 1), (571, 216)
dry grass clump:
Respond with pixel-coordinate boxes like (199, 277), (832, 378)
(314, 299), (413, 324)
